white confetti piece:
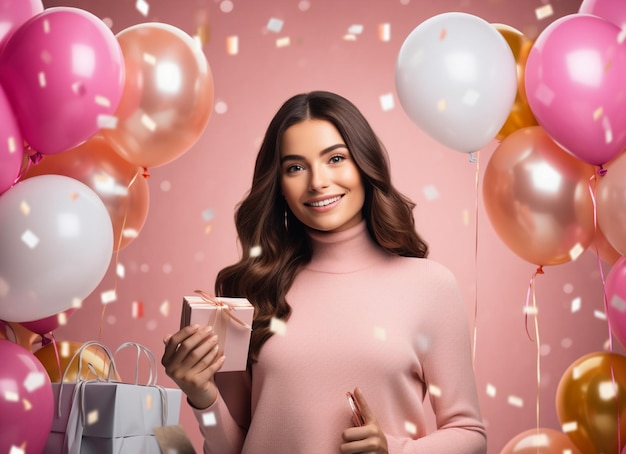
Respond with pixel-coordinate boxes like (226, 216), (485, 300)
(94, 95), (111, 108)
(136, 0), (149, 16)
(202, 209), (215, 221)
(486, 383), (497, 397)
(143, 52), (157, 65)
(116, 263), (125, 279)
(571, 297), (581, 313)
(97, 114), (118, 130)
(348, 24), (363, 35)
(523, 305), (538, 315)
(462, 89), (480, 106)
(572, 365), (582, 380)
(87, 409), (99, 425)
(220, 0), (234, 13)
(428, 384), (442, 397)
(38, 72), (46, 88)
(42, 19), (50, 34)
(568, 243), (584, 261)
(60, 342), (71, 357)
(618, 27), (626, 44)
(611, 295), (626, 312)
(379, 93), (394, 111)
(23, 372), (46, 392)
(603, 116), (613, 144)
(202, 411), (217, 426)
(101, 289), (117, 304)
(343, 34), (357, 41)
(378, 23), (390, 42)
(72, 297), (83, 309)
(507, 395), (524, 408)
(276, 37), (291, 48)
(57, 311), (68, 326)
(141, 113), (157, 132)
(250, 245), (262, 258)
(270, 317), (287, 336)
(7, 136), (16, 153)
(404, 420), (417, 435)
(599, 381), (617, 400)
(226, 36), (239, 55)
(594, 310), (607, 321)
(21, 230), (39, 249)
(160, 301), (170, 317)
(9, 445), (24, 454)
(373, 326), (386, 341)
(267, 18), (284, 33)
(535, 4), (554, 20)
(562, 421), (578, 432)
(4, 390), (18, 402)
(422, 185), (439, 201)
(215, 101), (228, 114)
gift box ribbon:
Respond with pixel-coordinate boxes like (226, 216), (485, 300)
(193, 290), (253, 338)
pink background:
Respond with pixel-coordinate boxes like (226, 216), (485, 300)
(38, 0), (618, 451)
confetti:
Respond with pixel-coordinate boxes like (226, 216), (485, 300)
(462, 89), (480, 106)
(570, 297), (581, 313)
(142, 52), (157, 65)
(226, 36), (239, 55)
(22, 398), (32, 411)
(348, 24), (363, 35)
(535, 4), (554, 20)
(250, 245), (262, 258)
(523, 305), (538, 315)
(4, 390), (18, 402)
(21, 230), (39, 249)
(404, 420), (417, 435)
(603, 116), (613, 144)
(428, 384), (442, 397)
(38, 72), (46, 88)
(141, 113), (157, 132)
(422, 185), (439, 201)
(101, 289), (117, 304)
(132, 301), (144, 318)
(379, 93), (394, 111)
(145, 394), (153, 409)
(97, 114), (118, 130)
(72, 297), (83, 309)
(60, 341), (71, 357)
(116, 263), (125, 279)
(568, 243), (584, 261)
(267, 18), (284, 33)
(270, 317), (287, 336)
(373, 326), (386, 341)
(19, 201), (30, 215)
(9, 446), (24, 454)
(23, 372), (46, 392)
(593, 107), (604, 121)
(94, 95), (111, 108)
(136, 0), (149, 17)
(611, 295), (626, 312)
(439, 27), (447, 40)
(594, 310), (607, 321)
(572, 365), (582, 380)
(619, 28), (626, 44)
(202, 209), (215, 221)
(378, 23), (390, 42)
(486, 383), (497, 397)
(215, 101), (228, 114)
(562, 421), (578, 432)
(276, 37), (291, 48)
(437, 98), (447, 112)
(507, 395), (524, 408)
(160, 300), (170, 317)
(343, 34), (357, 41)
(42, 19), (50, 34)
(87, 409), (99, 425)
(220, 0), (234, 13)
(202, 411), (217, 426)
(7, 136), (16, 153)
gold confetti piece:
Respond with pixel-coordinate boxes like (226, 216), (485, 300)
(593, 107), (604, 121)
(250, 245), (262, 258)
(486, 383), (497, 397)
(38, 71), (46, 88)
(568, 242), (584, 261)
(373, 326), (387, 341)
(226, 36), (239, 55)
(535, 4), (554, 20)
(19, 201), (30, 215)
(68, 192), (79, 201)
(437, 98), (447, 112)
(141, 113), (157, 132)
(159, 300), (170, 317)
(507, 395), (524, 408)
(562, 421), (578, 432)
(439, 27), (447, 40)
(145, 394), (153, 409)
(343, 34), (357, 41)
(22, 398), (32, 411)
(462, 209), (470, 226)
(136, 0), (149, 17)
(379, 93), (394, 112)
(4, 390), (18, 402)
(428, 384), (442, 397)
(87, 409), (99, 425)
(100, 289), (117, 304)
(60, 341), (71, 357)
(276, 37), (291, 48)
(267, 18), (284, 33)
(378, 23), (390, 42)
(269, 317), (287, 336)
(404, 420), (417, 435)
(21, 230), (39, 249)
(23, 372), (46, 392)
(202, 411), (217, 426)
(571, 297), (581, 313)
(205, 224), (213, 234)
(594, 310), (607, 320)
(132, 301), (144, 318)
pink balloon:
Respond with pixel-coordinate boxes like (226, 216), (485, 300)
(525, 14), (626, 166)
(0, 339), (53, 453)
(580, 0), (626, 28)
(20, 308), (77, 334)
(605, 257), (626, 349)
(0, 0), (43, 48)
(0, 7), (125, 155)
(0, 84), (23, 195)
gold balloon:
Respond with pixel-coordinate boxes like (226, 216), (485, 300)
(483, 126), (596, 266)
(500, 427), (582, 454)
(556, 352), (626, 454)
(34, 341), (119, 382)
(493, 24), (538, 140)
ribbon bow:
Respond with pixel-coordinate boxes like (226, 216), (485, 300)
(193, 290), (253, 331)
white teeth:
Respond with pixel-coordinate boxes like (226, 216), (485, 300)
(308, 196), (341, 207)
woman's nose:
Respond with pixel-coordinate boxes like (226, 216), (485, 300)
(309, 165), (330, 191)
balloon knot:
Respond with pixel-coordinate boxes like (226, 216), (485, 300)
(41, 334), (53, 346)
(468, 152), (477, 163)
(28, 151), (43, 165)
(536, 265), (544, 275)
(597, 166), (607, 177)
(141, 167), (150, 178)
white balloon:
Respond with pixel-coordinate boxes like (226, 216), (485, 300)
(395, 12), (518, 153)
(0, 175), (113, 322)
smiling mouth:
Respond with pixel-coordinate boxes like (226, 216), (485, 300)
(305, 195), (343, 207)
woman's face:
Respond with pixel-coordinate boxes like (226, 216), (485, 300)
(280, 119), (364, 233)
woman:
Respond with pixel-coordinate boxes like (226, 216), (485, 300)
(162, 91), (487, 453)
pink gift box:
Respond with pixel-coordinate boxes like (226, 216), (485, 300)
(180, 295), (254, 372)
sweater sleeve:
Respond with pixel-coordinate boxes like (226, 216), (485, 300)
(389, 262), (487, 454)
(191, 370), (251, 454)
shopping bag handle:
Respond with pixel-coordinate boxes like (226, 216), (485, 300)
(114, 341), (159, 386)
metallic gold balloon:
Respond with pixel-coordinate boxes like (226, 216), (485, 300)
(500, 427), (582, 454)
(493, 24), (538, 140)
(556, 352), (626, 454)
(483, 126), (596, 265)
(34, 341), (119, 382)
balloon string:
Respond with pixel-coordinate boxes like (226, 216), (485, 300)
(588, 170), (620, 451)
(524, 266), (543, 432)
(97, 167), (144, 342)
(49, 333), (62, 382)
(471, 151), (480, 367)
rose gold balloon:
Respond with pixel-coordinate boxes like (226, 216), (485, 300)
(493, 24), (538, 140)
(34, 341), (119, 382)
(483, 126), (596, 265)
(591, 226), (622, 265)
(500, 427), (582, 454)
(102, 22), (214, 169)
(597, 153), (626, 257)
(0, 322), (40, 351)
(556, 352), (626, 454)
(23, 135), (149, 250)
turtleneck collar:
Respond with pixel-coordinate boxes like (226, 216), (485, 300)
(304, 221), (389, 273)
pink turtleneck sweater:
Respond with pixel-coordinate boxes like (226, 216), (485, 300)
(193, 221), (486, 453)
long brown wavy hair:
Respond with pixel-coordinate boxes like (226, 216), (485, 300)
(215, 91), (428, 364)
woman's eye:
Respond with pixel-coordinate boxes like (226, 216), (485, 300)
(285, 164), (303, 173)
(329, 154), (345, 164)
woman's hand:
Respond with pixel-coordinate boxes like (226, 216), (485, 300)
(340, 387), (389, 454)
(161, 324), (225, 409)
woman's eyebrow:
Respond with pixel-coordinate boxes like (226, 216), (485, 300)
(280, 143), (348, 163)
